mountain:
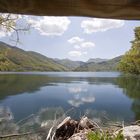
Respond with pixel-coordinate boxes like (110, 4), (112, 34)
(87, 58), (108, 63)
(75, 56), (122, 71)
(0, 41), (122, 72)
(0, 42), (68, 71)
(54, 58), (85, 70)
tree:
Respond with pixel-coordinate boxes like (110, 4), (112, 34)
(118, 26), (140, 74)
(0, 13), (29, 44)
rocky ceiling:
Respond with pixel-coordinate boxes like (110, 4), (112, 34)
(0, 0), (140, 19)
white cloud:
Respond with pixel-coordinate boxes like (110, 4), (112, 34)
(68, 51), (88, 57)
(81, 18), (124, 34)
(74, 45), (81, 49)
(68, 36), (95, 57)
(68, 36), (95, 50)
(68, 36), (84, 45)
(83, 51), (87, 55)
(68, 51), (82, 57)
(68, 36), (84, 49)
(81, 42), (95, 49)
(28, 16), (71, 36)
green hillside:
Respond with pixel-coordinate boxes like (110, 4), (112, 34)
(75, 56), (122, 71)
(54, 58), (85, 70)
(0, 42), (68, 71)
(0, 41), (123, 72)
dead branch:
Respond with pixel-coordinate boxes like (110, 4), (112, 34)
(0, 132), (33, 139)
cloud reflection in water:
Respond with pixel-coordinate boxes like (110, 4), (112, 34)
(68, 86), (95, 107)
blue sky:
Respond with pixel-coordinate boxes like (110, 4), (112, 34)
(1, 15), (140, 61)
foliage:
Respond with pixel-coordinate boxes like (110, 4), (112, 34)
(55, 58), (85, 70)
(0, 41), (123, 72)
(118, 27), (140, 74)
(0, 42), (68, 71)
(0, 13), (30, 43)
(75, 56), (122, 71)
(0, 13), (17, 32)
(87, 131), (124, 140)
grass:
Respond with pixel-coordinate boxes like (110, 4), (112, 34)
(87, 131), (124, 140)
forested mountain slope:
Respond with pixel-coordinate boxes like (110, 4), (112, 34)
(0, 42), (68, 71)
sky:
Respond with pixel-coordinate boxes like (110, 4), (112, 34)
(0, 15), (140, 61)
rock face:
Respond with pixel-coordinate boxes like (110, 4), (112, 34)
(54, 117), (95, 140)
(123, 125), (140, 140)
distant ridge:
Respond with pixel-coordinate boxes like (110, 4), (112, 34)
(54, 58), (85, 70)
(0, 41), (122, 72)
(75, 56), (122, 71)
(87, 58), (108, 63)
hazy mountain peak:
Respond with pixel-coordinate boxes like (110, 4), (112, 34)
(87, 58), (108, 63)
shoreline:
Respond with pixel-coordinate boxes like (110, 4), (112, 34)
(0, 116), (140, 140)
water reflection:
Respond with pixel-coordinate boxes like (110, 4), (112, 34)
(68, 86), (95, 107)
(68, 86), (88, 93)
(116, 76), (140, 120)
(0, 106), (17, 135)
(0, 72), (139, 123)
(84, 109), (109, 124)
(0, 106), (64, 136)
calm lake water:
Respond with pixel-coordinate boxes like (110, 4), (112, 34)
(0, 72), (140, 124)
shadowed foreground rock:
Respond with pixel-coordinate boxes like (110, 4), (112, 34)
(54, 117), (95, 140)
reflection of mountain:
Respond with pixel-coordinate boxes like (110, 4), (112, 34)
(0, 74), (51, 99)
(0, 73), (140, 121)
(0, 74), (83, 99)
(116, 76), (140, 120)
(0, 74), (117, 100)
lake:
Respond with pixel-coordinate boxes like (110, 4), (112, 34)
(0, 72), (140, 125)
